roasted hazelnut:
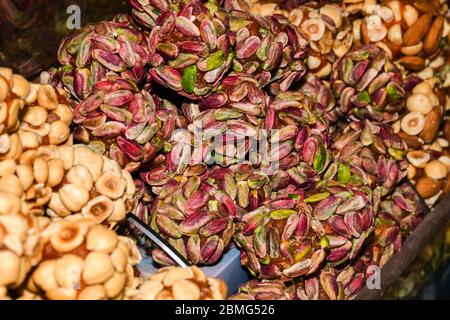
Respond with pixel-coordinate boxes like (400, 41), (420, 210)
(104, 272), (127, 298)
(95, 171), (126, 200)
(58, 184), (90, 212)
(11, 74), (30, 100)
(82, 251), (114, 285)
(50, 221), (86, 253)
(407, 150), (430, 168)
(53, 104), (73, 125)
(0, 191), (21, 215)
(407, 93), (434, 114)
(424, 160), (448, 180)
(54, 254), (84, 289)
(66, 165), (94, 192)
(0, 250), (20, 286)
(48, 120), (70, 145)
(78, 285), (107, 300)
(0, 159), (16, 176)
(33, 156), (49, 184)
(21, 106), (47, 127)
(401, 112), (425, 136)
(47, 158), (65, 187)
(86, 225), (118, 253)
(32, 260), (58, 292)
(74, 146), (103, 180)
(15, 164), (34, 191)
(37, 85), (58, 111)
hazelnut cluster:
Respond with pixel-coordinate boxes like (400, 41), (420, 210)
(133, 266), (227, 300)
(0, 191), (42, 296)
(26, 218), (142, 300)
(29, 144), (137, 226)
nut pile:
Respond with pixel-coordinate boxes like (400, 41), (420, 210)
(1, 0), (450, 301)
(133, 266), (227, 300)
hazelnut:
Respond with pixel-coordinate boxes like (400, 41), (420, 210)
(403, 5), (418, 26)
(0, 175), (23, 197)
(0, 191), (21, 215)
(400, 112), (425, 136)
(48, 121), (70, 145)
(301, 18), (326, 41)
(0, 159), (16, 176)
(387, 24), (402, 45)
(46, 287), (77, 300)
(48, 193), (72, 217)
(50, 221), (86, 253)
(319, 5), (342, 29)
(424, 160), (448, 180)
(37, 85), (58, 111)
(163, 267), (194, 287)
(0, 134), (10, 154)
(15, 164), (34, 191)
(407, 93), (433, 114)
(54, 254), (84, 289)
(33, 156), (49, 184)
(11, 74), (30, 99)
(365, 15), (387, 42)
(110, 247), (128, 273)
(172, 279), (201, 300)
(82, 252), (114, 285)
(55, 145), (74, 170)
(47, 158), (65, 187)
(139, 280), (164, 300)
(407, 150), (430, 168)
(407, 164), (417, 179)
(86, 225), (118, 253)
(109, 199), (126, 223)
(104, 272), (127, 298)
(95, 171), (126, 200)
(439, 155), (450, 167)
(400, 42), (423, 56)
(53, 104), (73, 125)
(21, 106), (48, 127)
(25, 83), (39, 105)
(378, 6), (393, 23)
(0, 250), (20, 286)
(74, 146), (103, 180)
(59, 184), (90, 212)
(78, 285), (107, 300)
(20, 122), (50, 138)
(413, 82), (433, 95)
(18, 130), (41, 149)
(66, 165), (94, 192)
(288, 9), (303, 26)
(32, 260), (58, 292)
(0, 68), (13, 86)
(0, 77), (9, 102)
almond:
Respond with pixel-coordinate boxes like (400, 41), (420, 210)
(361, 20), (370, 45)
(398, 131), (423, 149)
(444, 120), (450, 142)
(423, 16), (444, 55)
(403, 13), (433, 46)
(415, 176), (444, 199)
(420, 106), (442, 142)
(413, 0), (440, 16)
(439, 175), (450, 200)
(398, 56), (425, 71)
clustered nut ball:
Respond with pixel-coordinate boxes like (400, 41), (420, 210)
(0, 67), (72, 165)
(26, 218), (142, 300)
(134, 266), (227, 300)
(10, 143), (136, 225)
(0, 191), (42, 293)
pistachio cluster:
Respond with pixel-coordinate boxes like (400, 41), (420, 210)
(133, 266), (227, 300)
(26, 218), (142, 300)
